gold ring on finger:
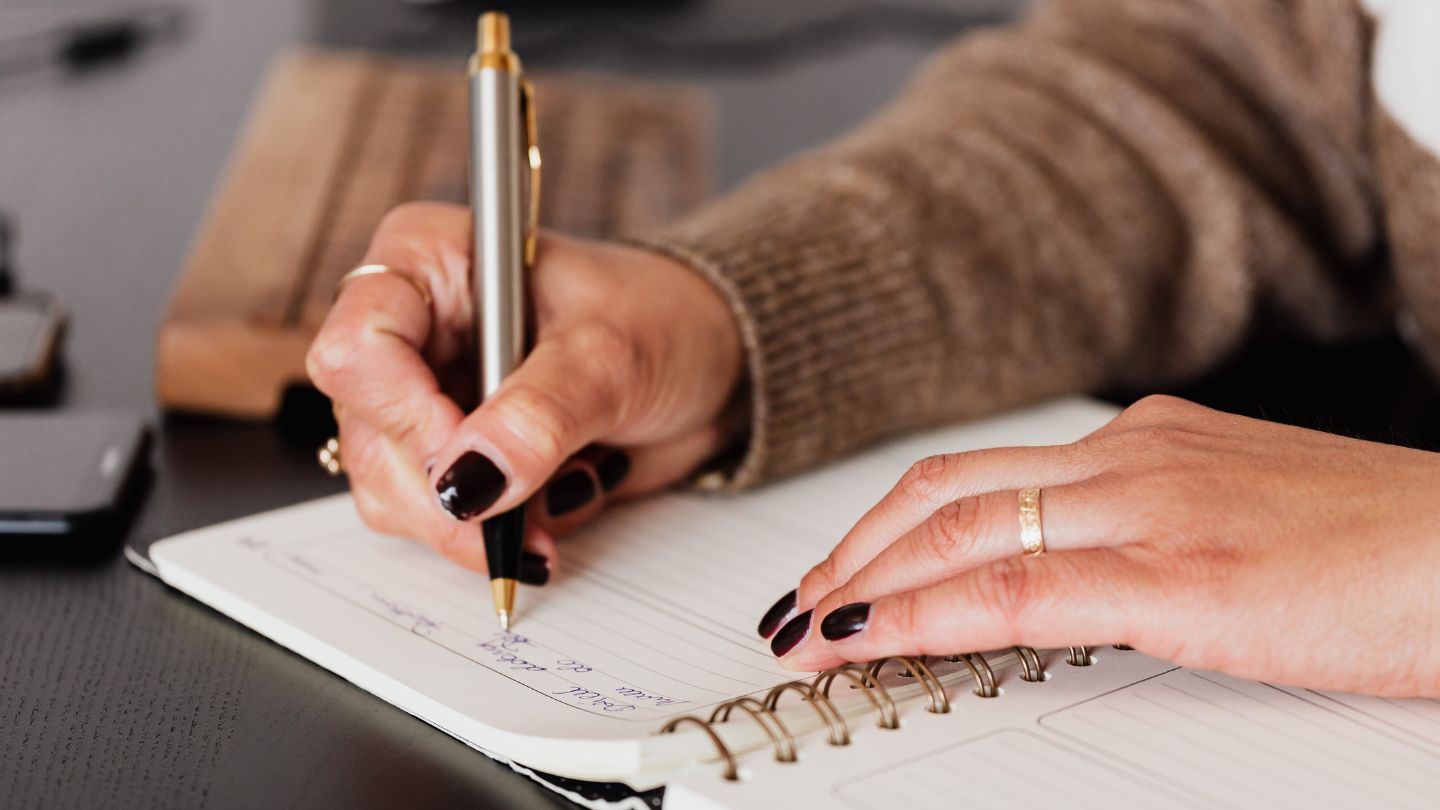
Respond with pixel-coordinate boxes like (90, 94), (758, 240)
(1017, 487), (1045, 556)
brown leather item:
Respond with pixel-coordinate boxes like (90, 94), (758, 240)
(156, 48), (710, 419)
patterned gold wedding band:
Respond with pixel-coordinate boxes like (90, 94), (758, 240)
(336, 264), (433, 309)
(317, 436), (344, 477)
(1018, 487), (1046, 556)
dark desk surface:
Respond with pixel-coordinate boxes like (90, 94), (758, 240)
(3, 1), (1438, 808)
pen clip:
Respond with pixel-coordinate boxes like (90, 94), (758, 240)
(521, 79), (541, 269)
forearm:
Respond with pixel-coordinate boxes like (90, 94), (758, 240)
(640, 0), (1388, 487)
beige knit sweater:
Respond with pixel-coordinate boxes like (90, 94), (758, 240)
(639, 0), (1440, 489)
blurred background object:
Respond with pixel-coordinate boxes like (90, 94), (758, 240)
(155, 51), (711, 418)
(0, 211), (67, 404)
(0, 2), (190, 80)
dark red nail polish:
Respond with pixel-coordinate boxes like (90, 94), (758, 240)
(757, 589), (797, 638)
(545, 470), (596, 517)
(770, 609), (813, 657)
(820, 602), (870, 641)
(595, 450), (630, 493)
(518, 551), (550, 586)
(436, 451), (506, 520)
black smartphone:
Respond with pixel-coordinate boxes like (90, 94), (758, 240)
(0, 412), (150, 539)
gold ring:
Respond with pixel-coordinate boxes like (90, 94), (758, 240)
(336, 264), (433, 309)
(318, 436), (344, 476)
(1018, 487), (1045, 556)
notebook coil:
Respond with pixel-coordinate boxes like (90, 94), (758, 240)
(764, 681), (849, 746)
(708, 697), (796, 763)
(814, 664), (898, 729)
(659, 645), (1120, 781)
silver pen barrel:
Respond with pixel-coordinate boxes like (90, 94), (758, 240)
(470, 13), (525, 401)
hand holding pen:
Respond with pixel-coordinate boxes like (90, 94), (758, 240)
(307, 214), (745, 613)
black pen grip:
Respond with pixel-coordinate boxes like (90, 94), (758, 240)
(482, 505), (526, 581)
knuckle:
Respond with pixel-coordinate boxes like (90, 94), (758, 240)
(799, 553), (849, 606)
(305, 330), (355, 392)
(563, 322), (634, 366)
(1123, 394), (1193, 424)
(882, 592), (927, 651)
(899, 454), (962, 510)
(494, 382), (579, 462)
(923, 499), (983, 565)
(971, 557), (1037, 638)
(560, 324), (640, 416)
(377, 200), (444, 233)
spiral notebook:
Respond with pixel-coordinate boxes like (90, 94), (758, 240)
(144, 398), (1440, 808)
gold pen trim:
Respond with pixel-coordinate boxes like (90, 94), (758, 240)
(470, 12), (521, 74)
(521, 79), (541, 268)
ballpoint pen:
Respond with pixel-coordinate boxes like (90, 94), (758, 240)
(470, 11), (541, 631)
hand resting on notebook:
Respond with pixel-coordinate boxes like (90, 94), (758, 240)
(763, 395), (1440, 697)
(306, 201), (745, 577)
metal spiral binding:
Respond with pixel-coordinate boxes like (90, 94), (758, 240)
(939, 652), (998, 696)
(961, 653), (999, 697)
(709, 697), (797, 763)
(764, 681), (849, 745)
(657, 646), (1131, 780)
(866, 657), (950, 714)
(814, 664), (899, 729)
(1013, 646), (1046, 681)
(659, 716), (739, 781)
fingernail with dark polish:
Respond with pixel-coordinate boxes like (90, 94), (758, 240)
(770, 609), (813, 657)
(595, 450), (631, 493)
(757, 589), (797, 639)
(436, 451), (507, 520)
(518, 551), (550, 586)
(820, 602), (870, 641)
(545, 470), (596, 517)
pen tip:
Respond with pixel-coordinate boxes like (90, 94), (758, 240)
(498, 610), (511, 632)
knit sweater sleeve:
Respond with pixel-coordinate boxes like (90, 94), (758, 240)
(634, 0), (1390, 489)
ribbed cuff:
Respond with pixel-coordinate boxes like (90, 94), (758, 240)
(629, 158), (949, 490)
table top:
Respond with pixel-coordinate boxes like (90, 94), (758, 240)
(2, 1), (1437, 808)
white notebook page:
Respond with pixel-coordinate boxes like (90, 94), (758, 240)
(150, 398), (1120, 785)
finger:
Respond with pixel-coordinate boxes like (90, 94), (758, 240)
(806, 481), (1129, 638)
(429, 328), (638, 522)
(309, 277), (464, 465)
(780, 547), (1158, 671)
(535, 423), (733, 534)
(341, 417), (558, 580)
(308, 202), (475, 463)
(342, 417), (456, 546)
(791, 444), (1098, 618)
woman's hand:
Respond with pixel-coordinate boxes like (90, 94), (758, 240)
(761, 396), (1440, 697)
(307, 202), (744, 577)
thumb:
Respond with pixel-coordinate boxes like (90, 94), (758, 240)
(427, 327), (633, 522)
